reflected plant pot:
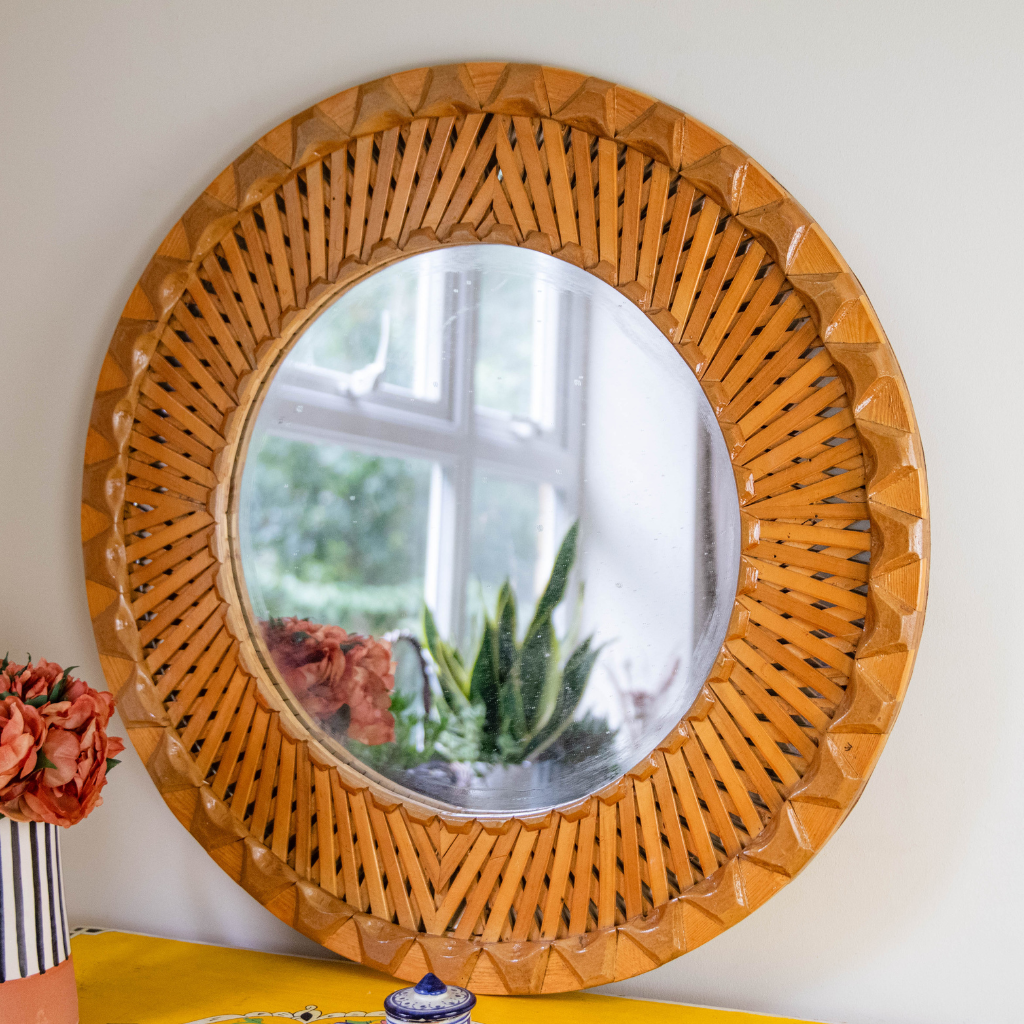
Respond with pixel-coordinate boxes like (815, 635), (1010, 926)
(0, 819), (77, 1024)
(404, 759), (558, 807)
(472, 760), (555, 793)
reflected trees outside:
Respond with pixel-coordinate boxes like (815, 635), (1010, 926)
(239, 246), (739, 812)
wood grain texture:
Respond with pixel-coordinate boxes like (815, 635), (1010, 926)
(81, 63), (928, 996)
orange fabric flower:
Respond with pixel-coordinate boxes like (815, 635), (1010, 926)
(262, 618), (396, 745)
(0, 698), (46, 788)
(0, 659), (124, 827)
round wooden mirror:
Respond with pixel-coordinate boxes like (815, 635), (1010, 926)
(82, 63), (928, 995)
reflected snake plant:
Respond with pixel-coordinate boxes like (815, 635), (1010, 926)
(422, 520), (603, 763)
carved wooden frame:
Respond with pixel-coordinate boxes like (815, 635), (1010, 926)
(81, 63), (929, 995)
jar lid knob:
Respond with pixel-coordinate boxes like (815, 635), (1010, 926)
(414, 973), (447, 996)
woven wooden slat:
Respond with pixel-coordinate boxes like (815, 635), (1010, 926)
(512, 116), (558, 244)
(271, 735), (297, 861)
(670, 198), (720, 326)
(194, 665), (250, 779)
(248, 716), (282, 842)
(203, 252), (258, 358)
(454, 827), (520, 940)
(225, 701), (269, 813)
(82, 63), (928, 996)
(662, 747), (718, 876)
(345, 136), (373, 261)
(330, 771), (363, 911)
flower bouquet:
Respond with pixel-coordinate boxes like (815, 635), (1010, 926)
(0, 656), (124, 1024)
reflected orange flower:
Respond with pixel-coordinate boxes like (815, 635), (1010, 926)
(262, 618), (396, 745)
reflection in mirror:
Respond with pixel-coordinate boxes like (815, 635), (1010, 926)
(239, 246), (740, 812)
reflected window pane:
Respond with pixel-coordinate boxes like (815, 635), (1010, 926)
(474, 274), (537, 420)
(292, 263), (440, 401)
(244, 436), (433, 635)
(465, 474), (558, 642)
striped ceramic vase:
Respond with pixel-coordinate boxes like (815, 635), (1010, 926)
(0, 818), (78, 1024)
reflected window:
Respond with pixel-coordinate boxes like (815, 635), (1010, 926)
(245, 249), (584, 653)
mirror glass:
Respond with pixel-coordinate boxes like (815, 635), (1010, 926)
(238, 245), (740, 812)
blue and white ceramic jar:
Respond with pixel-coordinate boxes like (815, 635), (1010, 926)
(383, 973), (476, 1024)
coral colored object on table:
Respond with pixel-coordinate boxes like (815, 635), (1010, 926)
(0, 956), (78, 1024)
(0, 819), (76, 1022)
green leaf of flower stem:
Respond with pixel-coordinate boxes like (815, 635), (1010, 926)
(48, 666), (77, 705)
(424, 610), (470, 697)
(535, 631), (564, 738)
(0, 653), (8, 672)
(496, 729), (526, 762)
(497, 680), (524, 752)
(560, 582), (585, 669)
(443, 642), (470, 695)
(422, 603), (446, 669)
(25, 695), (48, 708)
(35, 752), (58, 773)
(496, 581), (517, 667)
(397, 518), (606, 770)
(468, 618), (495, 708)
(433, 701), (485, 762)
(106, 758), (121, 772)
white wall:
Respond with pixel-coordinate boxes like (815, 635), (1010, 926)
(1, 3), (1020, 1022)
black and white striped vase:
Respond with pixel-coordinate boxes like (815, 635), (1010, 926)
(0, 818), (78, 1024)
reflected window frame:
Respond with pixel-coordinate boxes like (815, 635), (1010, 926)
(253, 253), (590, 644)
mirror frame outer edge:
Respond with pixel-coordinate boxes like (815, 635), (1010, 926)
(80, 62), (929, 995)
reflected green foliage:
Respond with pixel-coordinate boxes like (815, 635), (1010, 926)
(346, 691), (485, 771)
(247, 437), (431, 635)
(414, 521), (609, 766)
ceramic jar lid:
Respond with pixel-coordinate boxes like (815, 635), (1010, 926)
(383, 973), (476, 1024)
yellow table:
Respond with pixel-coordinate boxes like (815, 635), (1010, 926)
(72, 930), (820, 1024)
